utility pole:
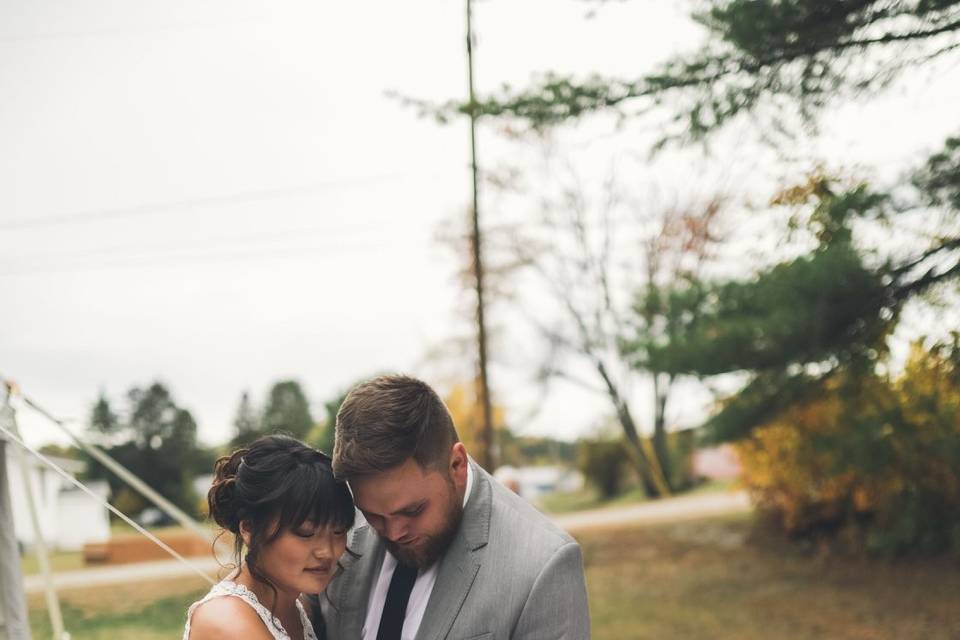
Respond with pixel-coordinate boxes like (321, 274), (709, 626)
(466, 0), (495, 471)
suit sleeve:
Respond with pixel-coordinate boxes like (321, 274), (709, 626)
(512, 540), (591, 639)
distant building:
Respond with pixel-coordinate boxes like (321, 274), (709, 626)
(193, 473), (214, 502)
(691, 444), (741, 481)
(4, 446), (110, 551)
(493, 465), (584, 501)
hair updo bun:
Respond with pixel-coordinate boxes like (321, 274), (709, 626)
(206, 434), (355, 597)
(207, 447), (247, 533)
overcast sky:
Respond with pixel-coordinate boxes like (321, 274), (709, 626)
(3, 0), (959, 450)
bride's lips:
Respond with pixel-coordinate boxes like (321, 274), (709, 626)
(304, 564), (332, 574)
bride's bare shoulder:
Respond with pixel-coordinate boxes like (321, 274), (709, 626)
(187, 596), (275, 640)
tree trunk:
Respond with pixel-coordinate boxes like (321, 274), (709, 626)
(652, 372), (672, 491)
(596, 361), (670, 498)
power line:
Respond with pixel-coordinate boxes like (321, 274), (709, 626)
(0, 240), (395, 278)
(0, 170), (455, 231)
(0, 15), (265, 44)
(1, 218), (406, 264)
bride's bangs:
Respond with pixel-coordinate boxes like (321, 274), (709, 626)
(275, 462), (355, 535)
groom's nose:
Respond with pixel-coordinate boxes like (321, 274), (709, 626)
(383, 517), (408, 542)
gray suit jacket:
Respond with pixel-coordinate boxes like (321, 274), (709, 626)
(316, 461), (590, 640)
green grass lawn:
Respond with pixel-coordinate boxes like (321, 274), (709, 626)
(28, 513), (960, 639)
(20, 550), (86, 576)
(29, 576), (209, 640)
(584, 514), (960, 639)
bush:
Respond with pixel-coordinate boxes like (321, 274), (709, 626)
(111, 487), (148, 519)
(666, 429), (698, 491)
(578, 438), (631, 499)
(736, 340), (960, 556)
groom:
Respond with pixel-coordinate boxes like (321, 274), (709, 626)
(314, 374), (590, 640)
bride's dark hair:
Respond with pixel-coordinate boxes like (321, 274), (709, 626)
(207, 434), (354, 609)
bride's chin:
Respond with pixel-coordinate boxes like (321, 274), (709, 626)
(301, 573), (333, 591)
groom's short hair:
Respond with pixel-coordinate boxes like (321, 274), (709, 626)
(333, 374), (460, 479)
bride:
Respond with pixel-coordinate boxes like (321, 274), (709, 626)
(184, 434), (355, 640)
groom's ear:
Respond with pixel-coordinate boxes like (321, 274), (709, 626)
(449, 442), (468, 488)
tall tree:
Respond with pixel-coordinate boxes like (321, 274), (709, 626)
(437, 0), (960, 444)
(639, 170), (957, 441)
(621, 195), (725, 480)
(414, 0), (958, 291)
(453, 0), (960, 307)
(86, 382), (207, 516)
(230, 390), (260, 448)
(455, 0), (960, 142)
(505, 161), (726, 496)
(261, 380), (313, 440)
(89, 391), (119, 435)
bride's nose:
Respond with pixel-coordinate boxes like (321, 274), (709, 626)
(313, 535), (335, 558)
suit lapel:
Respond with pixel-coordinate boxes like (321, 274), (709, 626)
(414, 461), (492, 640)
(337, 524), (386, 640)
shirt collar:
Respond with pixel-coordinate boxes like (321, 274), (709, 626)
(462, 458), (474, 508)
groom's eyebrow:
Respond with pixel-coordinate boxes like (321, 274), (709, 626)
(364, 499), (426, 518)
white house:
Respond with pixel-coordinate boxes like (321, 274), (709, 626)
(3, 445), (110, 551)
(193, 473), (214, 502)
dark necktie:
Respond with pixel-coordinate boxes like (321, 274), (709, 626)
(376, 562), (419, 640)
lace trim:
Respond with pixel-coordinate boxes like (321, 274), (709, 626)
(183, 579), (318, 640)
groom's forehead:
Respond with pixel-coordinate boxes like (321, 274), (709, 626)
(347, 458), (426, 500)
(348, 458), (439, 511)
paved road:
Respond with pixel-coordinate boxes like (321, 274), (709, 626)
(23, 490), (750, 594)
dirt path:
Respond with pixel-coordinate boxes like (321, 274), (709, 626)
(551, 490), (751, 532)
(23, 556), (221, 594)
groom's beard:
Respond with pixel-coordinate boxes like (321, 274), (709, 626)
(388, 485), (463, 569)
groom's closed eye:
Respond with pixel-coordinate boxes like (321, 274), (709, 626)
(361, 500), (428, 524)
(396, 502), (426, 518)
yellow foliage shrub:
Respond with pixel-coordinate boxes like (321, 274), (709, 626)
(736, 341), (960, 554)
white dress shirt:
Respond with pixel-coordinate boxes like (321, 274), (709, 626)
(361, 463), (474, 640)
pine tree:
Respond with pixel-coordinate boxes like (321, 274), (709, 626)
(261, 380), (313, 440)
(230, 390), (260, 448)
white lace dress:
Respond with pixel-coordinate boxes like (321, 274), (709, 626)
(182, 579), (318, 640)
